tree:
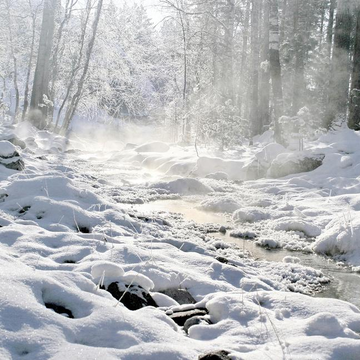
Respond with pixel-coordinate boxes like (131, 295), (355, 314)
(61, 0), (104, 132)
(269, 0), (283, 142)
(325, 0), (352, 127)
(30, 0), (57, 127)
(349, 5), (360, 130)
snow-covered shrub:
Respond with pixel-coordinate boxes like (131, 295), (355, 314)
(279, 107), (325, 149)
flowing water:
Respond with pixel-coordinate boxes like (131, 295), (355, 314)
(134, 199), (360, 309)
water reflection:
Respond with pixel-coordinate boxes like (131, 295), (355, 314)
(133, 199), (360, 309)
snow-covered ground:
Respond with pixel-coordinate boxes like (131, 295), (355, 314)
(0, 121), (360, 359)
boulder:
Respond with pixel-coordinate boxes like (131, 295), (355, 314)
(198, 350), (232, 360)
(104, 282), (157, 310)
(169, 308), (208, 326)
(160, 288), (196, 305)
(268, 152), (324, 178)
(184, 316), (211, 334)
(1, 158), (25, 171)
(5, 136), (26, 149)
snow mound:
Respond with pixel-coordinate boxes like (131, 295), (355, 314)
(150, 178), (213, 195)
(305, 313), (348, 337)
(0, 140), (17, 158)
(194, 157), (246, 181)
(205, 172), (229, 181)
(255, 142), (286, 167)
(283, 256), (301, 264)
(272, 218), (321, 237)
(233, 207), (270, 223)
(199, 197), (240, 213)
(121, 271), (155, 291)
(91, 261), (125, 280)
(135, 142), (170, 153)
(313, 216), (360, 263)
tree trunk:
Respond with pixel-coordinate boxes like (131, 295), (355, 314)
(325, 0), (352, 128)
(5, 0), (20, 122)
(239, 0), (251, 116)
(61, 0), (103, 132)
(22, 1), (40, 121)
(259, 0), (271, 130)
(327, 0), (336, 57)
(292, 0), (306, 115)
(349, 6), (360, 130)
(223, 0), (235, 102)
(30, 0), (57, 127)
(250, 0), (261, 137)
(55, 0), (92, 130)
(269, 0), (283, 143)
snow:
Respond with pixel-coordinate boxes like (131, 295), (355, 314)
(135, 141), (170, 153)
(150, 177), (213, 195)
(1, 122), (360, 359)
(0, 140), (17, 158)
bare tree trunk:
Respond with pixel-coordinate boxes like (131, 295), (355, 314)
(30, 0), (57, 128)
(292, 0), (306, 115)
(318, 0), (326, 52)
(22, 0), (42, 121)
(325, 0), (352, 128)
(223, 0), (235, 102)
(54, 0), (92, 130)
(349, 6), (360, 130)
(61, 0), (103, 132)
(327, 0), (336, 57)
(259, 0), (270, 130)
(269, 0), (283, 143)
(5, 0), (20, 122)
(49, 0), (76, 121)
(280, 0), (287, 42)
(250, 0), (261, 137)
(239, 0), (251, 116)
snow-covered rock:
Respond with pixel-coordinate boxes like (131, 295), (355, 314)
(268, 152), (324, 178)
(0, 140), (18, 158)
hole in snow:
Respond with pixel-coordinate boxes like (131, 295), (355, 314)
(18, 205), (31, 214)
(77, 226), (91, 233)
(63, 260), (76, 264)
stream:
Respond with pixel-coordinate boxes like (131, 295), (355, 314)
(69, 153), (360, 309)
(132, 199), (360, 309)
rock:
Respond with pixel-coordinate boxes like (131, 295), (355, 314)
(0, 140), (18, 158)
(243, 159), (267, 180)
(45, 303), (74, 318)
(169, 308), (208, 326)
(268, 152), (324, 178)
(6, 136), (26, 149)
(104, 282), (158, 310)
(1, 158), (25, 171)
(160, 288), (196, 305)
(198, 350), (231, 360)
(219, 226), (227, 234)
(184, 316), (211, 334)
